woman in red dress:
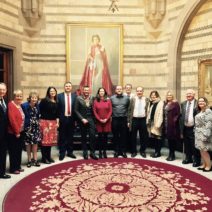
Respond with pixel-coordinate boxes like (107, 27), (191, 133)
(93, 87), (112, 158)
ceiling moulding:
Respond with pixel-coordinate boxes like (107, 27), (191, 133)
(108, 0), (119, 13)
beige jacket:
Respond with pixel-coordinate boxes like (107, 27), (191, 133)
(146, 100), (164, 136)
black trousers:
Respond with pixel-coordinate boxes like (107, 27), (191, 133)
(97, 133), (108, 152)
(112, 117), (127, 154)
(183, 126), (201, 163)
(79, 117), (96, 154)
(167, 139), (176, 154)
(125, 127), (132, 153)
(7, 133), (23, 172)
(58, 116), (74, 156)
(0, 136), (7, 175)
(131, 117), (148, 154)
(41, 146), (52, 160)
(150, 137), (162, 154)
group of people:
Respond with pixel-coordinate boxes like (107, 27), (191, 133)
(0, 82), (212, 180)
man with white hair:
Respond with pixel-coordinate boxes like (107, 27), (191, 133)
(180, 89), (201, 167)
(0, 83), (11, 179)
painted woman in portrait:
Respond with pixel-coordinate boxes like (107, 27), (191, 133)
(79, 34), (113, 96)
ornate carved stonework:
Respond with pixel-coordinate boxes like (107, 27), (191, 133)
(108, 0), (119, 13)
(145, 0), (166, 29)
(21, 0), (44, 36)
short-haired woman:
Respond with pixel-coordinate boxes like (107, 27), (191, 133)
(22, 91), (42, 167)
(8, 90), (25, 174)
(147, 90), (164, 158)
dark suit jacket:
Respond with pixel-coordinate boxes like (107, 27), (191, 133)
(74, 95), (94, 122)
(57, 92), (76, 120)
(180, 99), (198, 133)
(0, 99), (7, 139)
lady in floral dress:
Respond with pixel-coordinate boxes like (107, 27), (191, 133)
(194, 97), (212, 172)
(22, 91), (42, 167)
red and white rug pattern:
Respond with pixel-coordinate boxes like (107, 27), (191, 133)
(4, 159), (212, 212)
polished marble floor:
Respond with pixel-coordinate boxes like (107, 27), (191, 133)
(1, 147), (211, 212)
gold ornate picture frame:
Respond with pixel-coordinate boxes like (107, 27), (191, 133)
(66, 23), (123, 93)
(198, 58), (212, 105)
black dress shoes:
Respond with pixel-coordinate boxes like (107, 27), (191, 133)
(166, 156), (175, 161)
(67, 153), (77, 159)
(182, 159), (193, 164)
(59, 154), (65, 161)
(90, 153), (98, 160)
(0, 174), (11, 179)
(48, 158), (55, 163)
(114, 152), (119, 158)
(192, 162), (201, 167)
(41, 158), (51, 164)
(99, 151), (103, 159)
(131, 153), (137, 158)
(83, 152), (88, 160)
(151, 152), (161, 158)
(122, 153), (127, 158)
(140, 152), (146, 158)
(103, 151), (107, 158)
(166, 157), (174, 161)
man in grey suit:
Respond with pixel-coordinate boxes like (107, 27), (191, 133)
(180, 89), (201, 167)
(0, 83), (11, 179)
(75, 86), (98, 160)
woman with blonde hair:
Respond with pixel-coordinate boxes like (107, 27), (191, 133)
(163, 91), (180, 161)
(195, 97), (212, 172)
(8, 90), (25, 174)
(22, 91), (42, 167)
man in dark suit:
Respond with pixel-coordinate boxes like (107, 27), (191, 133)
(58, 82), (77, 161)
(74, 86), (98, 160)
(180, 89), (201, 167)
(0, 82), (11, 179)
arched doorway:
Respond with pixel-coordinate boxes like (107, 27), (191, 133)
(167, 0), (208, 101)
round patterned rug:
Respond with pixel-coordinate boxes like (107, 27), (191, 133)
(3, 158), (212, 211)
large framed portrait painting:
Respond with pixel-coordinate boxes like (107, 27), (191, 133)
(198, 59), (212, 105)
(66, 23), (123, 96)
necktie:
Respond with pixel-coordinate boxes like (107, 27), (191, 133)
(185, 101), (191, 124)
(67, 94), (71, 115)
(0, 98), (6, 113)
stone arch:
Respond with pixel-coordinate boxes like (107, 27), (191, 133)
(167, 0), (207, 100)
